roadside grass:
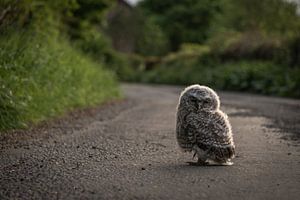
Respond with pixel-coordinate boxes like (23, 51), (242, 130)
(0, 27), (121, 131)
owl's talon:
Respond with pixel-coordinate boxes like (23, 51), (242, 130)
(222, 161), (233, 166)
(192, 152), (197, 159)
(197, 159), (209, 165)
(207, 160), (234, 166)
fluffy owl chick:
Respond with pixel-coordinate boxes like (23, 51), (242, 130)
(176, 84), (235, 166)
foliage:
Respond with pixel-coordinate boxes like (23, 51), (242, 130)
(126, 55), (300, 98)
(114, 0), (300, 99)
(106, 5), (169, 56)
(65, 0), (115, 60)
(138, 0), (222, 50)
(137, 0), (300, 57)
(214, 0), (300, 38)
(207, 31), (283, 60)
(0, 1), (121, 131)
(106, 4), (140, 53)
(135, 17), (170, 56)
(208, 0), (300, 64)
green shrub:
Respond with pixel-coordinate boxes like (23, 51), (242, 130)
(135, 17), (170, 56)
(126, 53), (300, 98)
(207, 31), (283, 60)
(138, 0), (223, 50)
(0, 2), (121, 131)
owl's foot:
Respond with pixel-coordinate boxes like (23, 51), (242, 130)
(221, 161), (234, 166)
(208, 160), (234, 166)
(187, 158), (209, 166)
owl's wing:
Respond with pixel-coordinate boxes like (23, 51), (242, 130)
(185, 111), (232, 146)
(183, 111), (235, 162)
(192, 111), (235, 161)
(176, 110), (197, 151)
(206, 111), (232, 145)
(206, 111), (235, 161)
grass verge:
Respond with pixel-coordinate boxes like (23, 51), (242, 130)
(0, 27), (120, 131)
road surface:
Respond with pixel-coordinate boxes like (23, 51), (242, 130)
(1, 84), (299, 200)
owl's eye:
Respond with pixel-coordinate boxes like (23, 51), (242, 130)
(203, 98), (211, 103)
(190, 96), (198, 102)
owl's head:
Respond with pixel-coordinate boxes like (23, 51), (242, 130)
(180, 84), (220, 112)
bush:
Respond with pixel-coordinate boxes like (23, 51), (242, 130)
(135, 17), (170, 56)
(125, 52), (300, 98)
(207, 31), (283, 61)
(0, 1), (121, 131)
(138, 0), (223, 50)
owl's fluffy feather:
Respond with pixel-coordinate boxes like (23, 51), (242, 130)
(176, 84), (235, 165)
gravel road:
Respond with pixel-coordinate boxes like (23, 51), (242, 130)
(1, 84), (299, 200)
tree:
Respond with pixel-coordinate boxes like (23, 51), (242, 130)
(217, 0), (300, 38)
(138, 0), (222, 50)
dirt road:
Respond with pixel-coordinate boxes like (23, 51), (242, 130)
(1, 84), (299, 200)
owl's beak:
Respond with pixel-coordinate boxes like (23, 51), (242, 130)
(203, 95), (210, 100)
(198, 104), (202, 110)
(197, 101), (204, 109)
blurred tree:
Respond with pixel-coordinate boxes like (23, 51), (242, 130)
(63, 0), (115, 59)
(135, 17), (169, 56)
(106, 2), (169, 56)
(216, 0), (300, 38)
(138, 0), (222, 50)
(106, 1), (138, 53)
(209, 0), (300, 67)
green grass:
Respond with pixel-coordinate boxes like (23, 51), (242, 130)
(0, 27), (121, 131)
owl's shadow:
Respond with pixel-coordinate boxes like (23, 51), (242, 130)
(186, 161), (234, 167)
(185, 162), (233, 167)
(152, 162), (233, 173)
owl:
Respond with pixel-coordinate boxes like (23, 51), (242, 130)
(176, 84), (235, 165)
